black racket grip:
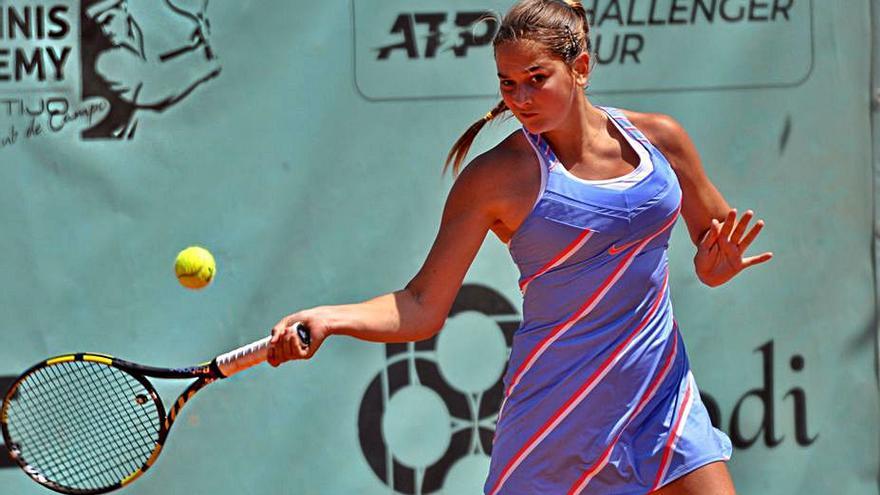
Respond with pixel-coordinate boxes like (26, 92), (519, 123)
(294, 322), (311, 346)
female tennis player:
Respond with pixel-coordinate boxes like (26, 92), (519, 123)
(268, 1), (771, 493)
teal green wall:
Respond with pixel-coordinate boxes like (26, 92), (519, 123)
(0, 0), (876, 493)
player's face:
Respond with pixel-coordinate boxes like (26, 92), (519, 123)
(495, 40), (582, 134)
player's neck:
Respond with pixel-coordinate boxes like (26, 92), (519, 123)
(542, 98), (607, 168)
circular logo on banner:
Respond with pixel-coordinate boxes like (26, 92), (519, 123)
(357, 284), (520, 494)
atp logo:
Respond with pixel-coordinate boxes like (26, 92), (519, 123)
(375, 11), (499, 60)
(353, 1), (508, 100)
(357, 284), (520, 494)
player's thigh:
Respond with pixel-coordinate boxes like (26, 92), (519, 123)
(651, 461), (736, 495)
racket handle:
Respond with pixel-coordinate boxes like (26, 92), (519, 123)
(214, 323), (311, 378)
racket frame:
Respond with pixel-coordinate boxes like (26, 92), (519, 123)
(1, 353), (222, 495)
(1, 324), (305, 494)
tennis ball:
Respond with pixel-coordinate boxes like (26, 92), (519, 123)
(174, 246), (216, 290)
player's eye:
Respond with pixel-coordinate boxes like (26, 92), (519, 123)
(500, 79), (514, 89)
(531, 74), (547, 84)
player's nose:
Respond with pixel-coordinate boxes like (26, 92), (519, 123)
(511, 85), (533, 107)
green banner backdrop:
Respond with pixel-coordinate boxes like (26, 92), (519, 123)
(0, 0), (876, 493)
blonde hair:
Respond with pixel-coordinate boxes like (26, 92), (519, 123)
(443, 0), (592, 176)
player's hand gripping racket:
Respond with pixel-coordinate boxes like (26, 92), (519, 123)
(0, 323), (310, 494)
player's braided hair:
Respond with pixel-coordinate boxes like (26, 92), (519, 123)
(444, 0), (592, 176)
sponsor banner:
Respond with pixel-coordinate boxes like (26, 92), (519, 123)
(354, 0), (813, 100)
(0, 0), (875, 494)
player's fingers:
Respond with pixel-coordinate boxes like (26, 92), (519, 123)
(699, 219), (721, 248)
(304, 339), (319, 360)
(718, 209), (737, 240)
(268, 325), (282, 366)
(717, 229), (738, 256)
(291, 326), (307, 359)
(743, 252), (774, 269)
(730, 210), (753, 245)
(283, 331), (297, 362)
(739, 220), (765, 252)
(272, 329), (288, 365)
(270, 323), (283, 344)
(267, 340), (279, 367)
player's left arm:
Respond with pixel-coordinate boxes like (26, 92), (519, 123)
(632, 111), (773, 287)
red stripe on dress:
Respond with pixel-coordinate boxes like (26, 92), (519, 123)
(567, 330), (679, 495)
(504, 242), (642, 404)
(650, 374), (695, 491)
(488, 272), (670, 495)
(503, 204), (680, 407)
(520, 229), (594, 294)
(567, 444), (615, 495)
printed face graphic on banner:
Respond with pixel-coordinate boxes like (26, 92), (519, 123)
(81, 0), (221, 139)
(0, 0), (220, 145)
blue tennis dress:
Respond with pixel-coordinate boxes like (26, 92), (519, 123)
(484, 107), (731, 495)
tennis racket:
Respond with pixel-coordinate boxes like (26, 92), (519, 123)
(0, 323), (310, 494)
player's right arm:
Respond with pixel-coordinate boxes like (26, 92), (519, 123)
(267, 151), (509, 366)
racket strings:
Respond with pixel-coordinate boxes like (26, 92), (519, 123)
(12, 363), (159, 491)
(10, 365), (153, 491)
(4, 361), (162, 491)
(14, 365), (142, 487)
(17, 366), (153, 467)
(43, 363), (159, 489)
(12, 379), (132, 490)
(30, 365), (155, 490)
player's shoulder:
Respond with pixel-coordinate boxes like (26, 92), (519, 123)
(617, 108), (699, 174)
(455, 130), (537, 186)
(618, 109), (689, 150)
(618, 108), (703, 178)
(447, 130), (540, 215)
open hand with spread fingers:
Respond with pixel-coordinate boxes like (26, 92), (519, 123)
(694, 209), (773, 287)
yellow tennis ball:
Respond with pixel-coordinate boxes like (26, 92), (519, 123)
(174, 246), (216, 290)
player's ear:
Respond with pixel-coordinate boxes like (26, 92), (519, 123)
(572, 52), (590, 88)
